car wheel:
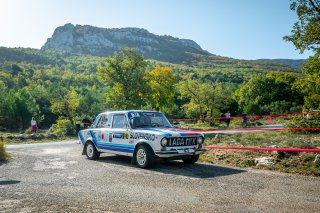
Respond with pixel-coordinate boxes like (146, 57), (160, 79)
(182, 155), (199, 164)
(135, 145), (155, 168)
(85, 142), (100, 160)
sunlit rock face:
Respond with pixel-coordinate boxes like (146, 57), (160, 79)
(42, 23), (209, 63)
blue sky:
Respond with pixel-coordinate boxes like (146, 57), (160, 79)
(0, 0), (313, 59)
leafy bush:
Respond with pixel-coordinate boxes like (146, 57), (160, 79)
(264, 101), (295, 114)
(0, 138), (9, 161)
(300, 153), (316, 162)
(51, 117), (75, 136)
(243, 102), (262, 115)
(24, 128), (32, 134)
(286, 114), (320, 133)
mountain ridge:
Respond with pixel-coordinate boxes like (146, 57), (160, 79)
(42, 23), (212, 65)
(256, 59), (305, 69)
(38, 23), (304, 69)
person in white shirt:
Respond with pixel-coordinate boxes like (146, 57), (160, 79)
(31, 117), (38, 133)
(225, 111), (231, 128)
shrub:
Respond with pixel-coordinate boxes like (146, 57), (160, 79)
(286, 114), (320, 133)
(0, 138), (9, 161)
(24, 128), (32, 134)
(300, 153), (316, 162)
(50, 117), (75, 136)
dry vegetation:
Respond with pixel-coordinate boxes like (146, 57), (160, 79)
(0, 138), (9, 161)
(200, 131), (320, 176)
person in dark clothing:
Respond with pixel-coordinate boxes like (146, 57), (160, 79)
(82, 116), (92, 129)
(242, 114), (247, 128)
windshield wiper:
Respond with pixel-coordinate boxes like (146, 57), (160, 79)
(134, 125), (149, 128)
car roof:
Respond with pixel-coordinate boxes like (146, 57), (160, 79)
(100, 110), (157, 114)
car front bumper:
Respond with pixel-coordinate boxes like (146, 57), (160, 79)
(155, 148), (207, 158)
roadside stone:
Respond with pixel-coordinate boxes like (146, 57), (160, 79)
(255, 157), (274, 166)
(31, 134), (44, 140)
(269, 145), (282, 155)
(6, 135), (14, 139)
(17, 134), (28, 140)
(215, 153), (227, 160)
(269, 145), (295, 158)
(314, 155), (320, 163)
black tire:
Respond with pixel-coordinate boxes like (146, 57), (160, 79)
(182, 155), (199, 164)
(135, 145), (155, 168)
(85, 142), (100, 160)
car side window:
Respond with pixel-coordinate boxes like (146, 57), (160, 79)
(105, 114), (112, 128)
(97, 114), (112, 128)
(112, 114), (127, 128)
(98, 114), (107, 128)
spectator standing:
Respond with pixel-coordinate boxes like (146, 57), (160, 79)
(82, 115), (92, 129)
(31, 117), (38, 134)
(225, 111), (231, 128)
(242, 114), (248, 128)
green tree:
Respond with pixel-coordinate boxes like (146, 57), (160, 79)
(178, 77), (232, 118)
(98, 48), (148, 109)
(144, 66), (177, 112)
(284, 0), (320, 110)
(234, 76), (303, 114)
(293, 55), (320, 109)
(0, 90), (17, 130)
(15, 88), (41, 129)
(51, 89), (80, 120)
(26, 84), (54, 128)
(284, 0), (320, 54)
(79, 88), (106, 116)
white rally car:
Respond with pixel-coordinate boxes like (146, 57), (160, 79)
(78, 110), (206, 168)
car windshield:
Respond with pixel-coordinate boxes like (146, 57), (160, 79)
(128, 111), (172, 129)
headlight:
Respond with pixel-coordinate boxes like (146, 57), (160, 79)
(197, 136), (204, 144)
(160, 137), (167, 147)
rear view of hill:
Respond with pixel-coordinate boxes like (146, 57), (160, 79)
(42, 23), (210, 64)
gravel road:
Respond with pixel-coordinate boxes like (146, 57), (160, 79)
(1, 141), (319, 212)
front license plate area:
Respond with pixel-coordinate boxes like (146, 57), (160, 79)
(167, 137), (197, 147)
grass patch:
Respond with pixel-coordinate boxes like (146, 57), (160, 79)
(0, 130), (77, 144)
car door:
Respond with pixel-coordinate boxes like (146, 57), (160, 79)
(90, 113), (112, 151)
(109, 113), (134, 156)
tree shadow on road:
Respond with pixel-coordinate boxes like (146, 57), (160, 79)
(0, 160), (9, 166)
(0, 180), (20, 185)
(96, 154), (246, 179)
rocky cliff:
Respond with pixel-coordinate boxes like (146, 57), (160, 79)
(42, 23), (210, 63)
